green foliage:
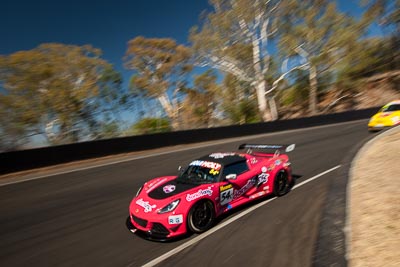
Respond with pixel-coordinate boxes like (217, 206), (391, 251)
(333, 36), (399, 95)
(223, 98), (259, 124)
(360, 0), (399, 33)
(181, 70), (220, 128)
(279, 0), (365, 114)
(190, 0), (289, 121)
(125, 37), (192, 97)
(280, 70), (309, 106)
(97, 121), (121, 139)
(130, 117), (171, 135)
(0, 43), (125, 149)
(220, 74), (260, 124)
(124, 37), (192, 129)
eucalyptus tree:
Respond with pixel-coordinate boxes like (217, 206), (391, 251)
(279, 0), (364, 115)
(220, 74), (259, 124)
(0, 43), (123, 148)
(180, 70), (220, 128)
(361, 0), (399, 70)
(190, 0), (308, 121)
(124, 37), (192, 130)
(361, 0), (399, 31)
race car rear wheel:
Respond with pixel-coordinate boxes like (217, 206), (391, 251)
(274, 170), (290, 196)
(187, 200), (215, 233)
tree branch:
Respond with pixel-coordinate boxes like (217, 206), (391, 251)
(197, 54), (252, 82)
(265, 62), (309, 95)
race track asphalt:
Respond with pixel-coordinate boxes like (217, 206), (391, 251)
(0, 119), (373, 267)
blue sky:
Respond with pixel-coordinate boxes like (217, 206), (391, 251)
(1, 0), (383, 146)
(1, 0), (376, 72)
(1, 0), (211, 84)
(0, 1), (382, 123)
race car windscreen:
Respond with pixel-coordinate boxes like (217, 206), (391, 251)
(382, 104), (400, 112)
(177, 161), (221, 184)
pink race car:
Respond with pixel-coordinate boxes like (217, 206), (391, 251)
(127, 144), (295, 240)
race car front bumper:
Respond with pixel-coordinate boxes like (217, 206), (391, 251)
(126, 215), (183, 241)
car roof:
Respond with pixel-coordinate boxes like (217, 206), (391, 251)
(197, 153), (247, 167)
(387, 100), (400, 105)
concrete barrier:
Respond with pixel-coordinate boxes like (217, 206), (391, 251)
(0, 107), (378, 175)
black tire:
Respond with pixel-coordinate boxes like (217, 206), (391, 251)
(187, 200), (215, 233)
(273, 170), (290, 197)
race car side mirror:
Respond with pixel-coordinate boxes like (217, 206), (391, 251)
(226, 174), (237, 180)
(178, 166), (184, 174)
(285, 144), (296, 153)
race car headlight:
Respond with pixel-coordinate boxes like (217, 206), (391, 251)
(135, 186), (143, 197)
(158, 199), (180, 214)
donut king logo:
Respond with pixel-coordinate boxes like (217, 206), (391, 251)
(136, 198), (156, 213)
(186, 187), (213, 201)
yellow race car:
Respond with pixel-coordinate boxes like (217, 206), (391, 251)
(368, 100), (400, 131)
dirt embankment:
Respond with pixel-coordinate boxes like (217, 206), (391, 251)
(281, 70), (400, 119)
(348, 126), (400, 267)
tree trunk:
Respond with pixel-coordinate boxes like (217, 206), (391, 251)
(268, 96), (278, 121)
(255, 79), (272, 121)
(309, 65), (318, 115)
(170, 116), (180, 130)
(157, 93), (179, 130)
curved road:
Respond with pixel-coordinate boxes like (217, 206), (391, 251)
(0, 119), (372, 267)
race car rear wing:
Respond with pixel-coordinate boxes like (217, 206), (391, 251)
(238, 144), (296, 154)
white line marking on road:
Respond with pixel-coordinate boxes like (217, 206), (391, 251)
(136, 165), (341, 267)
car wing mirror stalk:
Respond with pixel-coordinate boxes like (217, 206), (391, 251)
(178, 166), (184, 174)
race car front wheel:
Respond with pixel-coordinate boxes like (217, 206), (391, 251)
(274, 170), (290, 196)
(187, 200), (215, 233)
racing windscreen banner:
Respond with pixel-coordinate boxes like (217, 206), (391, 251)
(238, 144), (295, 153)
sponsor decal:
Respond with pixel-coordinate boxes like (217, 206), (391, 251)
(244, 144), (282, 149)
(257, 173), (269, 186)
(263, 186), (270, 192)
(250, 158), (258, 164)
(391, 116), (400, 123)
(250, 191), (266, 199)
(186, 187), (213, 201)
(269, 164), (275, 170)
(261, 166), (267, 173)
(168, 214), (183, 224)
(233, 178), (256, 199)
(223, 203), (233, 212)
(209, 169), (220, 175)
(275, 160), (282, 166)
(163, 184), (176, 194)
(220, 184), (234, 205)
(189, 160), (222, 171)
(220, 184), (233, 191)
(209, 153), (236, 159)
(136, 198), (156, 213)
(146, 178), (167, 193)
